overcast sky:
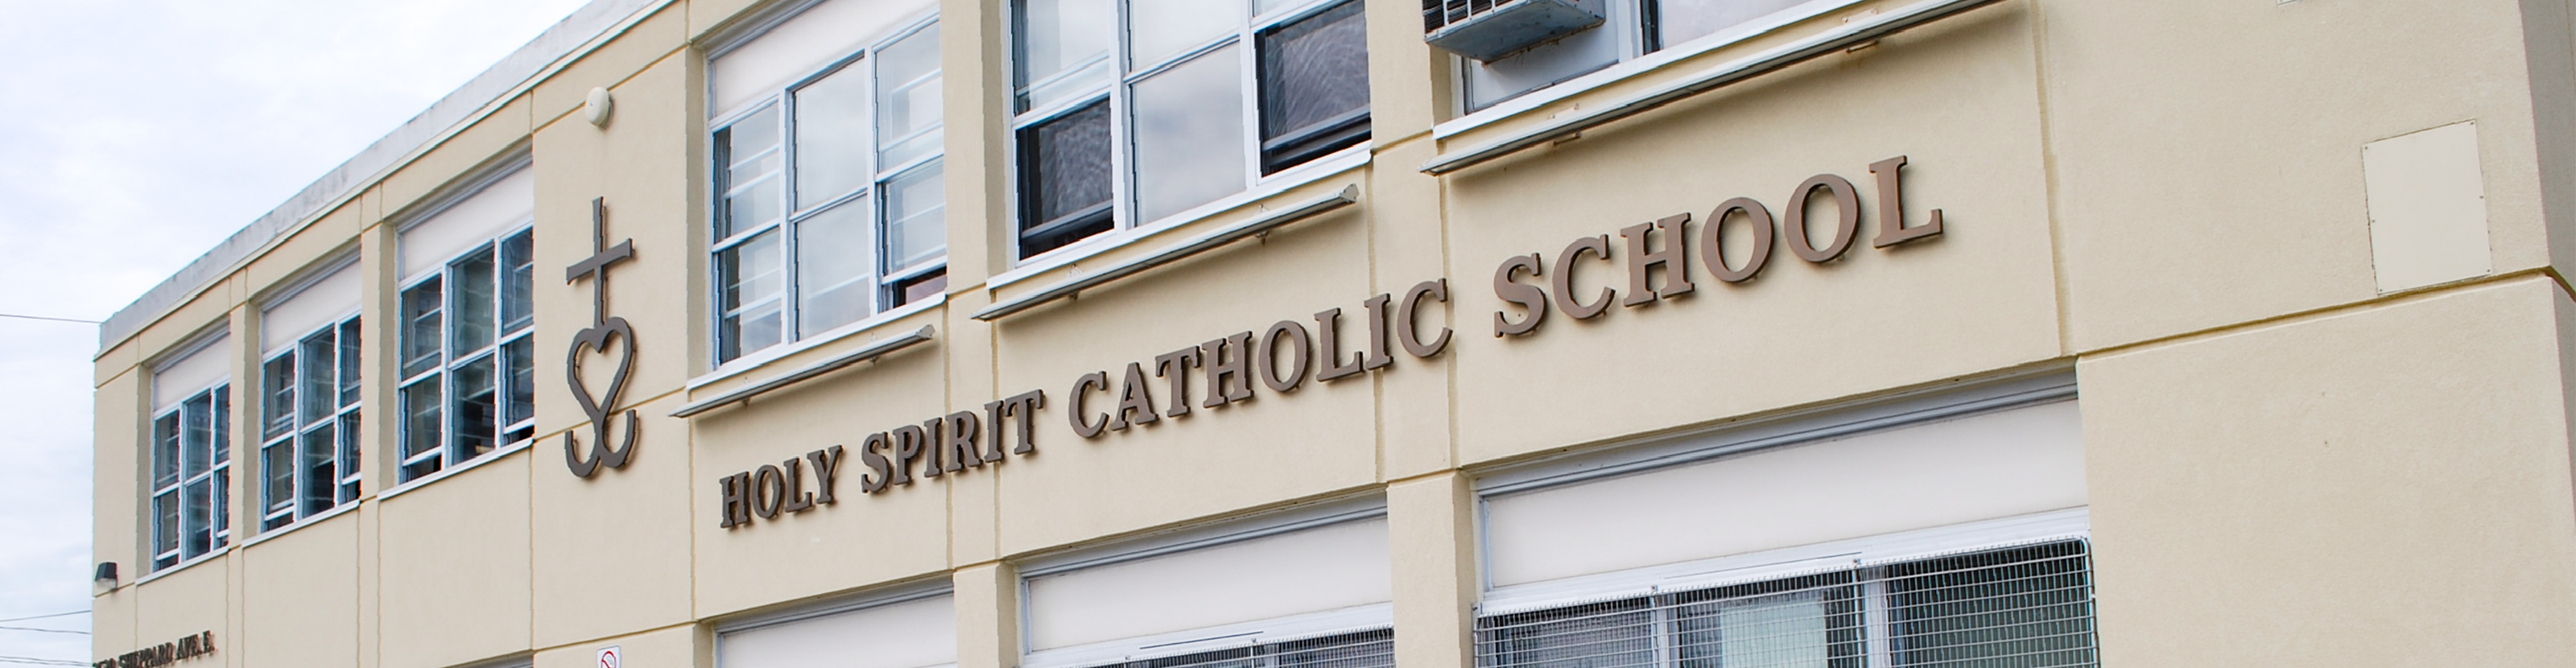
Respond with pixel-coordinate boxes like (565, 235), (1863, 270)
(0, 1), (587, 664)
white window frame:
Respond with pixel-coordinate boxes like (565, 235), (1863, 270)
(1443, 0), (1868, 129)
(256, 311), (363, 532)
(147, 374), (230, 574)
(1004, 0), (1373, 264)
(708, 11), (951, 369)
(394, 223), (539, 486)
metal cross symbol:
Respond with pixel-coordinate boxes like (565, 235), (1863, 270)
(563, 197), (642, 478)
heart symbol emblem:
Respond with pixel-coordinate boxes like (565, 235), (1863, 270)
(565, 316), (641, 477)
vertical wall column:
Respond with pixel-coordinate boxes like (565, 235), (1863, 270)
(955, 563), (1023, 668)
(943, 0), (1010, 287)
(1388, 472), (1477, 668)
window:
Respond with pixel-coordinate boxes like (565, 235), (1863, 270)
(258, 315), (362, 529)
(712, 6), (948, 365)
(1476, 541), (2098, 668)
(1022, 509), (1392, 668)
(148, 336), (232, 572)
(718, 592), (956, 668)
(1081, 629), (1393, 668)
(1454, 0), (1819, 111)
(397, 228), (537, 482)
(1011, 0), (1371, 258)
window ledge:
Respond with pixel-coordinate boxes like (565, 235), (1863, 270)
(976, 184), (1359, 321)
(673, 324), (937, 418)
(237, 501), (361, 550)
(989, 147), (1371, 291)
(133, 547), (227, 586)
(378, 438), (535, 501)
(1426, 0), (1997, 174)
(688, 293), (948, 392)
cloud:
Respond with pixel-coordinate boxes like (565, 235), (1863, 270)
(0, 0), (587, 662)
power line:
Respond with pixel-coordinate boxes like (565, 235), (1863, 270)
(0, 612), (83, 625)
(0, 626), (85, 635)
(0, 313), (97, 324)
(0, 656), (85, 667)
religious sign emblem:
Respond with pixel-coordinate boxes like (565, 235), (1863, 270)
(564, 197), (641, 478)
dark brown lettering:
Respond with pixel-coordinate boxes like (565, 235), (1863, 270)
(1259, 320), (1312, 393)
(807, 446), (844, 504)
(1071, 372), (1110, 439)
(779, 457), (815, 513)
(1201, 332), (1256, 407)
(752, 464), (786, 518)
(1315, 307), (1364, 381)
(1622, 213), (1695, 306)
(1110, 362), (1159, 429)
(889, 424), (926, 485)
(1554, 235), (1614, 320)
(1786, 174), (1862, 263)
(1870, 156), (1942, 247)
(1154, 347), (1203, 417)
(1702, 197), (1776, 283)
(859, 433), (894, 493)
(1397, 279), (1452, 357)
(1493, 254), (1546, 336)
(718, 472), (751, 527)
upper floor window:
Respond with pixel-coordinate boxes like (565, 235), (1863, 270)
(1451, 0), (1817, 111)
(257, 262), (362, 530)
(148, 333), (232, 572)
(711, 0), (948, 366)
(1010, 0), (1371, 258)
(395, 166), (537, 483)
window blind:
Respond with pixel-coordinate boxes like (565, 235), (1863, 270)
(1026, 517), (1392, 653)
(718, 594), (956, 668)
(1077, 628), (1396, 668)
(261, 262), (359, 355)
(1483, 400), (2085, 588)
(153, 333), (232, 409)
(711, 0), (936, 115)
(399, 167), (534, 278)
(1477, 541), (2098, 668)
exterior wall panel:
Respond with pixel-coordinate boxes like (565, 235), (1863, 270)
(376, 452), (535, 668)
(241, 514), (361, 668)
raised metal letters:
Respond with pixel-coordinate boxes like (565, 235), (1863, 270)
(564, 198), (642, 478)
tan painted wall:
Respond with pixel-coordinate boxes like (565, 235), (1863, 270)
(92, 1), (2576, 667)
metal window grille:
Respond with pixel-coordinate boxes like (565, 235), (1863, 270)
(1089, 628), (1396, 668)
(1477, 541), (2096, 668)
(1422, 0), (1505, 31)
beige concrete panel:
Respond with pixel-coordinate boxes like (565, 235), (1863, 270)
(377, 452), (534, 668)
(953, 563), (1019, 668)
(135, 285), (240, 373)
(944, 0), (1007, 285)
(2047, 0), (2550, 350)
(2081, 276), (2576, 668)
(2517, 0), (2576, 278)
(240, 513), (360, 668)
(949, 291), (1002, 564)
(988, 205), (1380, 556)
(355, 501), (382, 668)
(95, 338), (138, 385)
(1387, 474), (1476, 668)
(689, 342), (954, 617)
(2364, 122), (2495, 292)
(535, 4), (690, 124)
(95, 369), (142, 577)
(534, 624), (704, 668)
(532, 394), (696, 648)
(132, 559), (228, 658)
(1371, 143), (1459, 478)
(242, 203), (364, 304)
(93, 581), (137, 662)
(1443, 10), (2057, 464)
(534, 54), (701, 442)
(688, 0), (766, 42)
(383, 95), (534, 222)
(360, 221), (399, 497)
(1365, 0), (1449, 142)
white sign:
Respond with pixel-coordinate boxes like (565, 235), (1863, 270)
(597, 645), (622, 668)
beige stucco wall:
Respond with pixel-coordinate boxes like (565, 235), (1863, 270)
(89, 1), (2576, 667)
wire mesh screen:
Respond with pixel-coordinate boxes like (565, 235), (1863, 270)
(1108, 628), (1397, 668)
(1477, 541), (2096, 668)
(1423, 0), (1507, 31)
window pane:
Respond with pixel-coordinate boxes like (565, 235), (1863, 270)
(300, 422), (336, 517)
(1128, 0), (1241, 68)
(401, 278), (444, 378)
(181, 394), (213, 477)
(717, 106), (786, 241)
(450, 246), (497, 357)
(213, 386), (229, 465)
(1673, 588), (1852, 668)
(795, 63), (874, 210)
(1480, 598), (1656, 668)
(1656, 0), (1810, 49)
(262, 440), (293, 521)
(299, 330), (336, 425)
(1132, 45), (1247, 221)
(717, 229), (787, 361)
(262, 356), (295, 439)
(1258, 0), (1370, 172)
(210, 471), (229, 548)
(452, 353), (499, 460)
(183, 480), (211, 558)
(338, 319), (362, 407)
(151, 492), (178, 563)
(878, 26), (944, 167)
(1020, 101), (1116, 256)
(797, 201), (877, 337)
(503, 337), (535, 440)
(884, 162), (947, 271)
(1015, 0), (1115, 110)
(400, 378), (443, 480)
(501, 231), (535, 335)
(338, 411), (363, 502)
(1887, 542), (2098, 668)
(153, 414), (180, 489)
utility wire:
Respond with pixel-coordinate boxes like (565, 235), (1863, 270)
(0, 613), (81, 625)
(0, 656), (85, 667)
(0, 313), (97, 324)
(0, 627), (85, 635)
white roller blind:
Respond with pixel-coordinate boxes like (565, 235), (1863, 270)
(1026, 517), (1391, 652)
(153, 333), (231, 410)
(1484, 400), (2087, 588)
(712, 0), (935, 115)
(261, 262), (359, 354)
(399, 167), (534, 278)
(719, 595), (956, 668)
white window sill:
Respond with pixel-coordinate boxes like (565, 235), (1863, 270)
(1431, 0), (1867, 141)
(989, 147), (1373, 291)
(134, 546), (229, 586)
(378, 437), (536, 501)
(689, 293), (948, 392)
(237, 501), (363, 550)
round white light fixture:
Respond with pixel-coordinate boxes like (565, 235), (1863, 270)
(584, 87), (615, 127)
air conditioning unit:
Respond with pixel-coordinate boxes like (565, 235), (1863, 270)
(1422, 0), (1607, 62)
